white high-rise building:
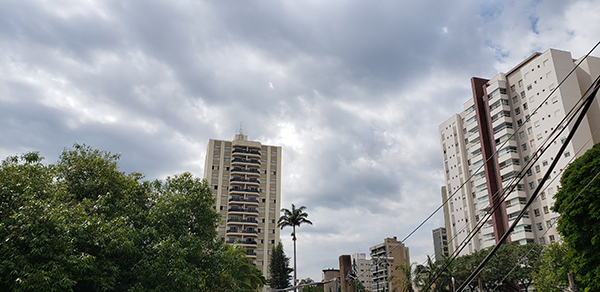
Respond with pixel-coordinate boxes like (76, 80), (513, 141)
(439, 48), (600, 255)
(203, 133), (282, 278)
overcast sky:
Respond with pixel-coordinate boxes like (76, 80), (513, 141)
(2, 0), (600, 283)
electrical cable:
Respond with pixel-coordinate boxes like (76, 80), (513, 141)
(352, 41), (600, 292)
(422, 48), (600, 292)
(455, 72), (600, 292)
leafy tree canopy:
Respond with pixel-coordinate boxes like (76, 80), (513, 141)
(0, 144), (264, 292)
(553, 142), (600, 291)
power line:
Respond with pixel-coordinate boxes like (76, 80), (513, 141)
(455, 72), (600, 292)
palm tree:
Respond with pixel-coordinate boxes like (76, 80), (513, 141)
(278, 204), (313, 290)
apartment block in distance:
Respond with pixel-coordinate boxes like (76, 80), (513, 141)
(439, 48), (600, 256)
(203, 132), (282, 278)
(370, 237), (410, 292)
(432, 227), (449, 261)
(352, 253), (374, 291)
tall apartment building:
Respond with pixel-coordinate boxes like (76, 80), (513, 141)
(203, 133), (282, 278)
(432, 227), (449, 261)
(370, 237), (410, 292)
(439, 48), (600, 256)
(352, 253), (374, 291)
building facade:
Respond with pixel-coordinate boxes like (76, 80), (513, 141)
(352, 253), (374, 291)
(439, 49), (600, 255)
(369, 237), (410, 292)
(432, 227), (449, 261)
(203, 133), (282, 277)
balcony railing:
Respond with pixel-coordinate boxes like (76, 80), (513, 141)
(232, 158), (261, 165)
(230, 177), (259, 183)
(227, 218), (259, 224)
(231, 167), (260, 174)
(232, 149), (261, 156)
(226, 228), (258, 234)
(227, 239), (258, 245)
(228, 207), (259, 213)
(229, 197), (260, 204)
(230, 187), (259, 193)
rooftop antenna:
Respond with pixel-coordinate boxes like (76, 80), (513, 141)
(238, 122), (244, 135)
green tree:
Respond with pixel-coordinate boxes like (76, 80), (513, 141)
(0, 144), (264, 292)
(268, 242), (293, 289)
(278, 204), (313, 288)
(414, 256), (440, 292)
(553, 142), (600, 291)
(392, 262), (415, 292)
(510, 243), (543, 291)
(532, 242), (573, 292)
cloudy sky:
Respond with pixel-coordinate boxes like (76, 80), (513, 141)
(2, 0), (600, 282)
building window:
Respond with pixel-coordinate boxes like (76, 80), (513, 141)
(515, 107), (521, 115)
(522, 143), (528, 151)
(543, 206), (549, 214)
(523, 103), (528, 110)
(513, 96), (518, 104)
(549, 235), (555, 242)
(534, 209), (540, 217)
(519, 80), (523, 87)
(564, 151), (571, 158)
(530, 140), (535, 147)
(539, 237), (546, 245)
(535, 165), (541, 173)
(521, 91), (526, 98)
(546, 220), (552, 228)
(534, 120), (540, 127)
(519, 131), (525, 139)
(527, 84), (532, 90)
(528, 127), (533, 134)
(537, 223), (543, 231)
(554, 109), (561, 117)
(551, 96), (558, 104)
(511, 85), (516, 92)
(529, 182), (536, 190)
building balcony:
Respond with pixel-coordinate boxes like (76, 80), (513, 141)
(229, 197), (260, 205)
(227, 238), (258, 245)
(226, 228), (259, 236)
(231, 158), (261, 166)
(232, 149), (261, 157)
(230, 187), (260, 194)
(228, 207), (259, 214)
(227, 217), (259, 225)
(231, 167), (260, 176)
(246, 250), (257, 258)
(230, 177), (260, 186)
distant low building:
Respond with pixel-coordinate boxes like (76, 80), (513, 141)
(369, 237), (410, 292)
(432, 227), (449, 261)
(323, 268), (340, 292)
(352, 253), (373, 291)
